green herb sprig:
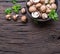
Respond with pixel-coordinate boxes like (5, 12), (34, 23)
(5, 8), (12, 14)
(5, 0), (21, 15)
(12, 4), (21, 13)
(48, 9), (58, 21)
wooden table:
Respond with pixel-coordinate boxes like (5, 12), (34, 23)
(0, 0), (60, 54)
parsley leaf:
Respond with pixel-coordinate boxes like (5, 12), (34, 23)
(48, 9), (58, 21)
(5, 8), (12, 14)
(12, 4), (21, 13)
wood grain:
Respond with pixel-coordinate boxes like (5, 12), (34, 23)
(0, 0), (60, 54)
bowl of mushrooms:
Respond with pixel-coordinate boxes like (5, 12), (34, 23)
(26, 0), (58, 22)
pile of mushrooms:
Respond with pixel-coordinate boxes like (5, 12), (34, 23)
(27, 0), (57, 19)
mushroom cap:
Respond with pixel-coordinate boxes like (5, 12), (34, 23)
(36, 3), (42, 8)
(21, 16), (27, 22)
(40, 0), (45, 3)
(46, 4), (51, 9)
(50, 0), (55, 4)
(5, 14), (11, 20)
(31, 11), (40, 18)
(29, 6), (37, 12)
(27, 1), (32, 6)
(12, 14), (19, 21)
(45, 0), (49, 4)
(46, 8), (51, 13)
(42, 13), (48, 19)
(51, 3), (57, 10)
(21, 8), (26, 14)
(40, 5), (47, 13)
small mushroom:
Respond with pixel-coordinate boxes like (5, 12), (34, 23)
(31, 11), (40, 18)
(12, 14), (19, 21)
(50, 0), (55, 4)
(42, 13), (48, 19)
(46, 8), (51, 13)
(40, 5), (47, 13)
(27, 1), (32, 6)
(5, 14), (11, 20)
(51, 3), (57, 10)
(46, 4), (51, 9)
(29, 6), (37, 12)
(32, 0), (40, 3)
(45, 0), (49, 4)
(36, 3), (42, 8)
(21, 8), (26, 14)
(21, 15), (27, 23)
(40, 0), (45, 4)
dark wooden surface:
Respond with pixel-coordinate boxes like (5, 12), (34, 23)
(0, 0), (60, 54)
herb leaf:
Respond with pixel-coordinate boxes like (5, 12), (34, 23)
(12, 4), (21, 13)
(48, 9), (58, 21)
(5, 8), (12, 14)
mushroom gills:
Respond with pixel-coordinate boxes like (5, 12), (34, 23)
(31, 11), (40, 18)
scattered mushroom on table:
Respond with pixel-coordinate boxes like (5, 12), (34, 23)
(5, 14), (11, 20)
(27, 0), (57, 19)
(21, 15), (27, 23)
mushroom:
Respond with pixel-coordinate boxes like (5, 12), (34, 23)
(31, 11), (40, 18)
(45, 0), (49, 4)
(32, 0), (40, 3)
(50, 0), (55, 4)
(12, 14), (19, 21)
(51, 3), (57, 10)
(29, 6), (37, 12)
(42, 13), (48, 19)
(5, 14), (11, 20)
(46, 4), (51, 9)
(46, 8), (51, 13)
(36, 3), (42, 8)
(27, 1), (32, 6)
(40, 0), (45, 4)
(40, 5), (47, 13)
(21, 8), (26, 14)
(21, 15), (27, 23)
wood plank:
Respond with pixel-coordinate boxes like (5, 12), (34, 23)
(0, 0), (60, 54)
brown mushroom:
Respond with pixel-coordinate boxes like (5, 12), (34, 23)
(40, 5), (47, 13)
(5, 14), (11, 20)
(45, 0), (49, 4)
(29, 6), (37, 12)
(50, 0), (55, 4)
(27, 1), (32, 6)
(21, 8), (26, 14)
(46, 4), (51, 9)
(36, 3), (42, 8)
(21, 15), (27, 23)
(40, 0), (45, 4)
(51, 3), (57, 10)
(42, 13), (48, 19)
(12, 14), (19, 21)
(46, 8), (51, 13)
